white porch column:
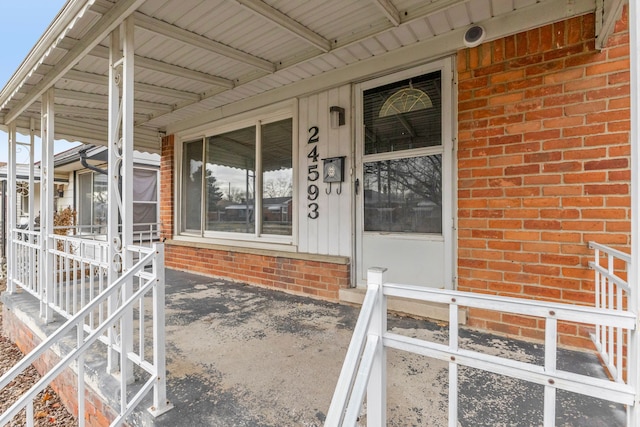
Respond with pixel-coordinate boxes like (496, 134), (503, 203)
(106, 16), (135, 380)
(6, 122), (16, 294)
(629, 1), (640, 425)
(40, 88), (55, 323)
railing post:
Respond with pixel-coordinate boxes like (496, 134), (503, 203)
(149, 243), (173, 417)
(366, 267), (387, 427)
(6, 122), (16, 294)
(40, 89), (55, 323)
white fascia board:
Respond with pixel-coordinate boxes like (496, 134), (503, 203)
(0, 0), (93, 107)
(167, 0), (596, 135)
(4, 0), (148, 124)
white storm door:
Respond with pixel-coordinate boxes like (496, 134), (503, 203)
(355, 59), (454, 288)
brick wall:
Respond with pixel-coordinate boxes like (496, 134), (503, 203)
(2, 306), (116, 426)
(457, 9), (630, 346)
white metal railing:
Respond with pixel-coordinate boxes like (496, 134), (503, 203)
(326, 268), (637, 427)
(10, 227), (41, 298)
(50, 234), (110, 318)
(0, 243), (172, 426)
(53, 223), (161, 246)
(588, 241), (631, 383)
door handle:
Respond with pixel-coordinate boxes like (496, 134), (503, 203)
(355, 178), (360, 195)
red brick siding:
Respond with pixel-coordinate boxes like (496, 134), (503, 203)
(165, 244), (349, 301)
(457, 9), (630, 347)
(2, 307), (116, 426)
(160, 134), (174, 240)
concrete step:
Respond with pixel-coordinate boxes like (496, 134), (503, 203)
(339, 287), (467, 324)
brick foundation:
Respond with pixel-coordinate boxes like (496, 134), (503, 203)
(165, 242), (350, 301)
(2, 303), (117, 427)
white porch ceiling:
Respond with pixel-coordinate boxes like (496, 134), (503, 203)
(0, 0), (606, 153)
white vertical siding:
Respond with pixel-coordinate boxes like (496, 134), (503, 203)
(297, 85), (352, 257)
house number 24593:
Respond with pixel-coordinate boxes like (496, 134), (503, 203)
(307, 126), (320, 219)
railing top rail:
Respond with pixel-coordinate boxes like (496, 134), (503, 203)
(588, 261), (631, 292)
(10, 228), (40, 235)
(0, 244), (161, 391)
(589, 241), (631, 263)
(325, 285), (379, 426)
(383, 283), (636, 329)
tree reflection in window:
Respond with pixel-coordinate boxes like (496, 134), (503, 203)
(363, 154), (442, 234)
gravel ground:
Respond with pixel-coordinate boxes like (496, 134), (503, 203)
(0, 280), (77, 426)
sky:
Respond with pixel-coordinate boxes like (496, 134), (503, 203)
(0, 0), (79, 164)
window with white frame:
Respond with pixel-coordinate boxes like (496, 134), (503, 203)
(78, 167), (159, 233)
(180, 116), (293, 238)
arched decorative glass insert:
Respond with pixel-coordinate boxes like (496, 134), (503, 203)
(378, 85), (432, 117)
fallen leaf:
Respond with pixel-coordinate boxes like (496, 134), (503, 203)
(35, 410), (48, 419)
(42, 392), (52, 402)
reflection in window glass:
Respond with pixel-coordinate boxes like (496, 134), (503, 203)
(363, 71), (442, 155)
(262, 119), (293, 236)
(78, 172), (107, 232)
(182, 139), (203, 231)
(133, 168), (158, 230)
(205, 127), (256, 233)
(363, 155), (442, 234)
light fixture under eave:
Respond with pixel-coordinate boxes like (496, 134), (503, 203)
(330, 106), (345, 128)
(463, 25), (486, 48)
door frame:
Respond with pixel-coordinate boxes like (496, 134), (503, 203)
(353, 57), (456, 289)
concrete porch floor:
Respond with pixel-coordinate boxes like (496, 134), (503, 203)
(134, 269), (625, 427)
(2, 268), (627, 426)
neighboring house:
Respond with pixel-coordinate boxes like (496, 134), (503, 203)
(51, 144), (160, 236)
(0, 0), (638, 424)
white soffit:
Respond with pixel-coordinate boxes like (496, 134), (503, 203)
(0, 0), (601, 149)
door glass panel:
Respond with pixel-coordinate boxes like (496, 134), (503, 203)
(363, 155), (442, 234)
(261, 118), (293, 235)
(205, 126), (256, 233)
(363, 71), (442, 155)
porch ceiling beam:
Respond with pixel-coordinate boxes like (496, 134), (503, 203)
(53, 116), (161, 149)
(133, 12), (276, 73)
(55, 89), (173, 113)
(56, 68), (202, 101)
(56, 38), (234, 88)
(371, 0), (401, 26)
(135, 56), (235, 88)
(233, 0), (332, 52)
(53, 104), (148, 122)
(4, 0), (147, 124)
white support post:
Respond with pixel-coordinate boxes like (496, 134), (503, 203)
(448, 296), (459, 427)
(7, 122), (16, 294)
(366, 267), (387, 427)
(107, 24), (122, 375)
(40, 89), (55, 323)
(629, 1), (640, 425)
(28, 119), (36, 296)
(121, 15), (135, 387)
(543, 317), (557, 427)
(148, 243), (173, 417)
